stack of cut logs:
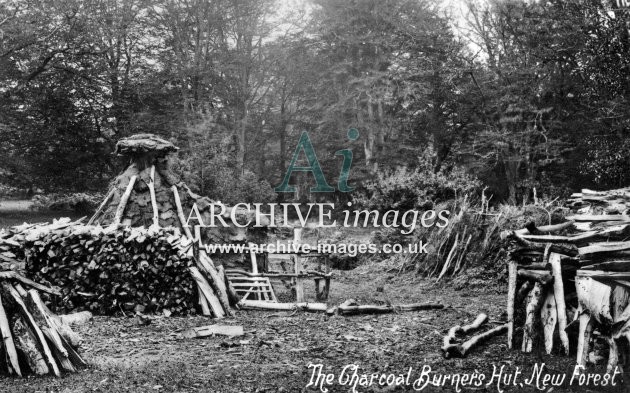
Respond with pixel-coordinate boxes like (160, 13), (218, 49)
(11, 217), (240, 318)
(0, 271), (86, 377)
(505, 187), (630, 373)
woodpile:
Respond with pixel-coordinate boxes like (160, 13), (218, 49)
(505, 187), (630, 372)
(11, 218), (239, 318)
(0, 271), (86, 377)
(4, 218), (198, 315)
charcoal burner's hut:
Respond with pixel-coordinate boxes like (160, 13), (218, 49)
(89, 134), (268, 269)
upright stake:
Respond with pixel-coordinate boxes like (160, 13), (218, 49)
(293, 228), (304, 302)
(507, 260), (517, 349)
(576, 311), (594, 368)
(550, 252), (569, 355)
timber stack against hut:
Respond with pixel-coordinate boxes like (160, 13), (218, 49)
(504, 187), (630, 373)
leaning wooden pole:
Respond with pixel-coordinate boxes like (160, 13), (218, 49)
(4, 283), (60, 376)
(113, 175), (137, 226)
(87, 187), (115, 225)
(198, 251), (233, 317)
(0, 293), (21, 376)
(172, 185), (193, 239)
(148, 165), (159, 227)
(189, 267), (225, 319)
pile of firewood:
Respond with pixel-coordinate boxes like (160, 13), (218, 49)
(0, 271), (86, 377)
(504, 187), (630, 372)
(1, 217), (241, 318)
(0, 218), (199, 315)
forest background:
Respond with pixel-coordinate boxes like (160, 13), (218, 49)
(1, 0), (629, 212)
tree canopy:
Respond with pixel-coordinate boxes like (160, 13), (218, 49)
(0, 0), (628, 204)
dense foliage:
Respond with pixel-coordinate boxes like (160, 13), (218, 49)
(0, 0), (629, 201)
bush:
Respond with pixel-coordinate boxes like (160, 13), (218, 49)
(580, 136), (630, 188)
(355, 147), (481, 211)
(172, 138), (276, 205)
(31, 192), (104, 213)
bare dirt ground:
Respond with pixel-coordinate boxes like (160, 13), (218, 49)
(1, 260), (624, 393)
(0, 209), (624, 393)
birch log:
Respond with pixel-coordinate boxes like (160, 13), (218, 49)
(576, 311), (594, 368)
(446, 324), (509, 358)
(0, 293), (20, 376)
(442, 313), (488, 358)
(606, 336), (618, 374)
(172, 185), (193, 239)
(4, 283), (60, 376)
(507, 260), (517, 349)
(112, 175), (137, 226)
(87, 187), (115, 225)
(189, 267), (225, 318)
(549, 253), (569, 355)
(24, 290), (74, 372)
(540, 291), (557, 354)
(198, 252), (233, 317)
(148, 165), (159, 227)
(12, 317), (49, 375)
(522, 282), (544, 353)
(239, 299), (327, 312)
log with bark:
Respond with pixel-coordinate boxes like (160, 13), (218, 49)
(183, 325), (244, 339)
(0, 272), (85, 377)
(338, 301), (444, 316)
(238, 299), (328, 312)
(441, 313), (488, 358)
(441, 314), (508, 358)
